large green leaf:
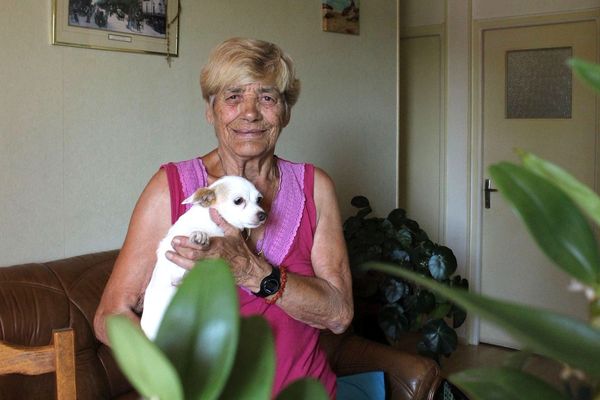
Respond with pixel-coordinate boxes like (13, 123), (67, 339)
(569, 58), (600, 94)
(276, 378), (330, 400)
(450, 367), (567, 400)
(363, 263), (600, 376)
(490, 162), (600, 285)
(219, 316), (276, 400)
(419, 319), (457, 357)
(520, 151), (600, 232)
(106, 315), (184, 400)
(155, 259), (240, 400)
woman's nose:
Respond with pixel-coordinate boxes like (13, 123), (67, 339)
(240, 96), (260, 120)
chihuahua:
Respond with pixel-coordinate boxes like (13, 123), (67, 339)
(140, 175), (267, 339)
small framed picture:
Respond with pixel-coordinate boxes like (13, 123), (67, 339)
(52, 0), (179, 56)
(322, 0), (360, 35)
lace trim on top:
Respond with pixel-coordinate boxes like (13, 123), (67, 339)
(173, 157), (305, 267)
(258, 160), (305, 266)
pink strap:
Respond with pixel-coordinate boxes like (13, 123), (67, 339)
(160, 158), (207, 224)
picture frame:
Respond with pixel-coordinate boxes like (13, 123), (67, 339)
(52, 0), (179, 56)
(322, 0), (360, 35)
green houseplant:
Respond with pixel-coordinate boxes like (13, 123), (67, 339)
(343, 196), (468, 361)
(105, 259), (328, 400)
(361, 58), (600, 400)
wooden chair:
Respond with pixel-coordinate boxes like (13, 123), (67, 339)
(0, 328), (77, 400)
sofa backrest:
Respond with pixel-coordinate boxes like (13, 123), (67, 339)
(0, 250), (132, 399)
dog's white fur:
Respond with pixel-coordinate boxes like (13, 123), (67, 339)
(140, 175), (266, 339)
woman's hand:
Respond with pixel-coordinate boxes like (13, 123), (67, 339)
(168, 208), (270, 292)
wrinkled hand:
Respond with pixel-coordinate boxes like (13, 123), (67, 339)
(167, 208), (267, 289)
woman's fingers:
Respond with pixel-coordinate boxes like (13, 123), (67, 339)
(168, 236), (211, 269)
(209, 208), (239, 236)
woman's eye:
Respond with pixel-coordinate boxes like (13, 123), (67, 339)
(261, 95), (276, 103)
(234, 197), (245, 206)
(225, 94), (242, 104)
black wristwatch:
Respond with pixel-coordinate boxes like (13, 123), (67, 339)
(253, 266), (281, 298)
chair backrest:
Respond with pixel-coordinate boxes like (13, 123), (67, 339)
(0, 328), (77, 400)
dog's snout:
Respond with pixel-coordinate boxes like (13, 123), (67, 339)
(257, 211), (268, 222)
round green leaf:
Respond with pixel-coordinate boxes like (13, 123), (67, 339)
(381, 278), (409, 303)
(106, 315), (183, 400)
(428, 247), (457, 281)
(387, 208), (407, 228)
(414, 290), (436, 314)
(378, 303), (408, 340)
(419, 319), (457, 356)
(351, 195), (370, 209)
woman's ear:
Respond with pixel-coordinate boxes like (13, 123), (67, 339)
(282, 107), (291, 127)
(205, 101), (215, 125)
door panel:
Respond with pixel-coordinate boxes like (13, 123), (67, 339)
(399, 34), (443, 242)
(481, 20), (597, 347)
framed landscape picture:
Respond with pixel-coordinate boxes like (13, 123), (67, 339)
(322, 0), (360, 35)
(52, 0), (179, 56)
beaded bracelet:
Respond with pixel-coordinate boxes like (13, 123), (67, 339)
(265, 266), (287, 305)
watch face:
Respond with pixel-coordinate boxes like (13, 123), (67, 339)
(263, 278), (280, 295)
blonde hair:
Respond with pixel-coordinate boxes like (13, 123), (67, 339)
(200, 38), (301, 110)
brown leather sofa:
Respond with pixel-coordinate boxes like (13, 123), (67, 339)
(0, 250), (442, 399)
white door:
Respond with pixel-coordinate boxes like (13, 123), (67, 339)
(480, 19), (598, 348)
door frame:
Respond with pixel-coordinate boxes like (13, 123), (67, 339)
(468, 10), (600, 345)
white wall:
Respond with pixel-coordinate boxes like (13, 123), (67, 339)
(0, 0), (399, 265)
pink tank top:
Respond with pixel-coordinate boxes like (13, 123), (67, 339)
(161, 157), (337, 398)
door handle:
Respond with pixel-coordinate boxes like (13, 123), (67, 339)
(484, 179), (498, 209)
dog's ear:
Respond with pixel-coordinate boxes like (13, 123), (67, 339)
(182, 188), (216, 207)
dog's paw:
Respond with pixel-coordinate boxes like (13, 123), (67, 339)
(190, 231), (210, 246)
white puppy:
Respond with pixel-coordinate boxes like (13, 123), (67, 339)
(140, 175), (267, 339)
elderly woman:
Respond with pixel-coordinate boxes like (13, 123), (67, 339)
(94, 37), (353, 397)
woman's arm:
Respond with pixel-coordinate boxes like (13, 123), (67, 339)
(93, 169), (172, 345)
(274, 167), (353, 333)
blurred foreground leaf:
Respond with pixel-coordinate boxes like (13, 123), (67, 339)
(155, 259), (239, 400)
(520, 150), (600, 235)
(490, 162), (600, 286)
(106, 315), (184, 400)
(220, 316), (276, 400)
(451, 367), (567, 400)
(276, 378), (330, 400)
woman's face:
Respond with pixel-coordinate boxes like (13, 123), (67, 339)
(207, 82), (289, 160)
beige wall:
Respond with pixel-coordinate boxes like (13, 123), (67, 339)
(0, 0), (399, 265)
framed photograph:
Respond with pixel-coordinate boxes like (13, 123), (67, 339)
(322, 0), (360, 35)
(52, 0), (179, 56)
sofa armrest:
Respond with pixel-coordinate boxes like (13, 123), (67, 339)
(320, 332), (442, 400)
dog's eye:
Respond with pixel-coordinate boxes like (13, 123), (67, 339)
(256, 196), (263, 204)
(234, 197), (245, 206)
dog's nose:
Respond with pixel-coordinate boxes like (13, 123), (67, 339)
(257, 211), (268, 222)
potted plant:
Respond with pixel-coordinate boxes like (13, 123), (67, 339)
(343, 196), (468, 362)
